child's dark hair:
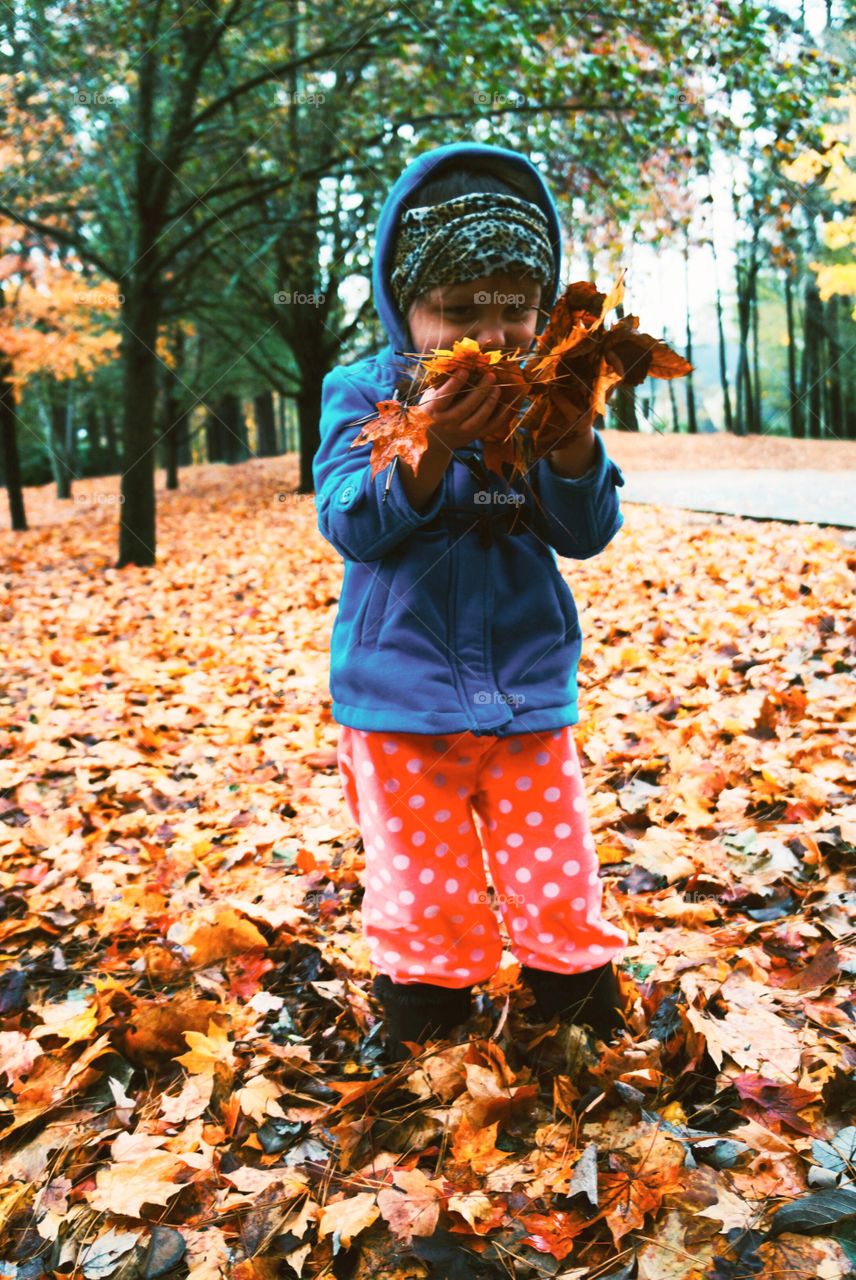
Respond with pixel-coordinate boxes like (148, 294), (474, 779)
(403, 162), (541, 210)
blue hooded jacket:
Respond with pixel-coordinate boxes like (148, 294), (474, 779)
(313, 141), (626, 737)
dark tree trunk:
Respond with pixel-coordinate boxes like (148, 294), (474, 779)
(162, 326), (188, 490)
(713, 269), (734, 433)
(802, 278), (823, 440)
(277, 393), (286, 453)
(837, 295), (856, 441)
(750, 268), (761, 434)
(610, 303), (638, 431)
(297, 378), (322, 493)
(0, 359), (26, 531)
(118, 282), (162, 567)
(784, 270), (801, 438)
(103, 401), (119, 469)
(825, 295), (844, 440)
(683, 246), (698, 434)
(668, 376), (680, 433)
(254, 390), (278, 456)
(734, 281), (752, 439)
(206, 402), (226, 462)
(163, 374), (180, 491)
(611, 384), (638, 431)
(86, 403), (108, 476)
(222, 393), (249, 464)
(49, 385), (74, 500)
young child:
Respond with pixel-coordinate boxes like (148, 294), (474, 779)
(313, 141), (630, 1059)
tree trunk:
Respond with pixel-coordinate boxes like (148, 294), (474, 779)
(64, 383), (76, 469)
(610, 303), (638, 431)
(254, 390), (278, 456)
(784, 270), (801, 438)
(825, 295), (844, 440)
(206, 402), (226, 463)
(277, 392), (286, 453)
(734, 271), (752, 438)
(611, 384), (638, 431)
(222, 393), (249, 464)
(103, 401), (119, 469)
(801, 278), (823, 440)
(118, 284), (161, 567)
(49, 384), (74, 499)
(668, 376), (680, 433)
(163, 370), (180, 491)
(0, 359), (26, 531)
(297, 376), (323, 493)
(683, 245), (698, 434)
(750, 268), (761, 434)
(712, 244), (734, 434)
(837, 295), (855, 441)
(86, 402), (108, 476)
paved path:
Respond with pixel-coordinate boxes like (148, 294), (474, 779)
(620, 469), (854, 530)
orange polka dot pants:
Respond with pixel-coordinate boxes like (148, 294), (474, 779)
(337, 725), (628, 989)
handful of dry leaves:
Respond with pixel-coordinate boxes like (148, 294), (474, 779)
(349, 271), (692, 483)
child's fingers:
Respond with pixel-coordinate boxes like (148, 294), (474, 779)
(464, 380), (503, 430)
(422, 371), (468, 415)
(422, 368), (491, 417)
(438, 369), (497, 421)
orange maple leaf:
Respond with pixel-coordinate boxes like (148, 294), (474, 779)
(519, 1208), (591, 1261)
(349, 399), (433, 481)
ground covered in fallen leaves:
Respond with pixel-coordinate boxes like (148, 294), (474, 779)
(1, 454), (855, 1280)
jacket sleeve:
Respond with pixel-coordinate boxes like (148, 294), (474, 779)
(526, 429), (626, 560)
(312, 363), (447, 563)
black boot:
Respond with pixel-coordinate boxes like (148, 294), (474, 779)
(373, 974), (473, 1061)
(520, 961), (625, 1042)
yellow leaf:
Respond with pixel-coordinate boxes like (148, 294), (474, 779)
(175, 1021), (236, 1074)
(186, 908), (267, 966)
(235, 1076), (285, 1124)
(319, 1192), (380, 1248)
(87, 1154), (187, 1216)
(30, 1000), (98, 1045)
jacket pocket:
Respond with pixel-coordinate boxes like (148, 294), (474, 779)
(355, 572), (382, 646)
(550, 565), (581, 639)
(358, 562), (401, 647)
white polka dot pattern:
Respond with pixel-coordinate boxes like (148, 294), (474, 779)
(336, 724), (628, 986)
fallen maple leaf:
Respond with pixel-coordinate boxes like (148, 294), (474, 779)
(87, 1153), (189, 1216)
(697, 1184), (761, 1233)
(234, 1074), (285, 1123)
(520, 1208), (591, 1261)
(450, 1115), (510, 1175)
(186, 907), (267, 966)
(121, 993), (225, 1068)
(377, 1169), (442, 1243)
(318, 1191), (380, 1248)
(160, 1071), (215, 1124)
(733, 1073), (821, 1135)
(175, 1021), (237, 1074)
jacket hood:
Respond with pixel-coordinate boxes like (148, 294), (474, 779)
(371, 142), (563, 354)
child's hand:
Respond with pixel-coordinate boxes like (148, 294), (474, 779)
(417, 368), (503, 452)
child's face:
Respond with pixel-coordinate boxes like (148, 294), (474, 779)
(406, 271), (542, 354)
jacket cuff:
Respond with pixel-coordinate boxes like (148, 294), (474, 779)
(538, 430), (625, 492)
(380, 455), (447, 525)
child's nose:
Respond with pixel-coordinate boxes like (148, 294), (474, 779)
(475, 323), (507, 348)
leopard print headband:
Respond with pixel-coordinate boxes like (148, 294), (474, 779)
(389, 191), (556, 322)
